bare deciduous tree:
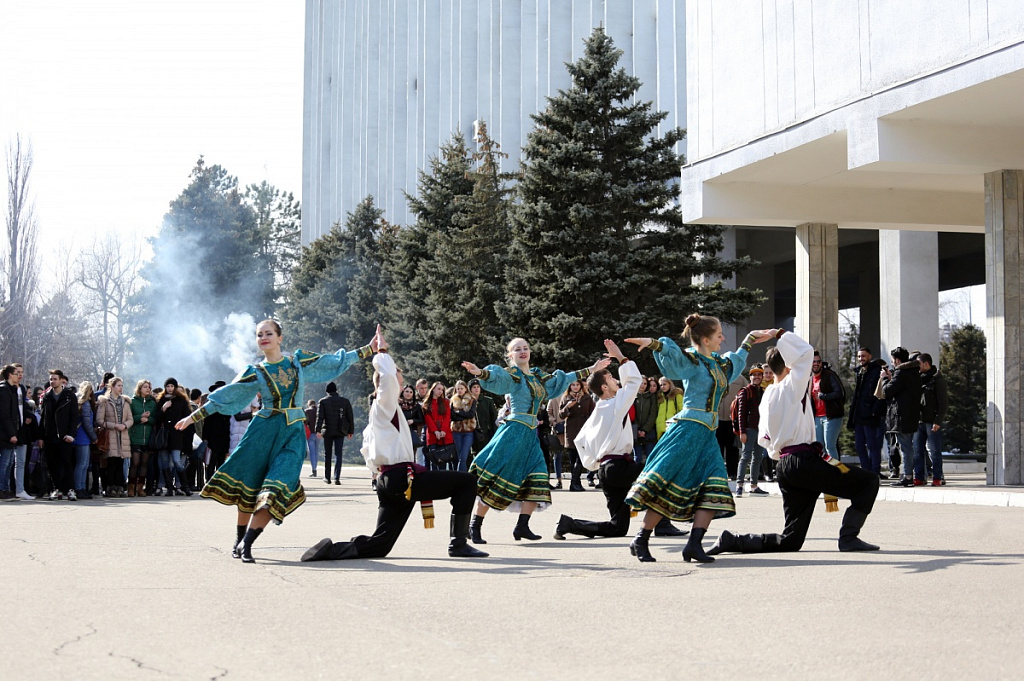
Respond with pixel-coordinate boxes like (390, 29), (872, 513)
(1, 135), (41, 361)
(75, 234), (144, 375)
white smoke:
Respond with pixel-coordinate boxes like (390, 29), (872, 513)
(221, 312), (258, 374)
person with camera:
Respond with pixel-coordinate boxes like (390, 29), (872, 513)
(811, 351), (846, 461)
(880, 347), (922, 487)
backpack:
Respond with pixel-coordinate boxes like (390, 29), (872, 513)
(730, 390), (744, 436)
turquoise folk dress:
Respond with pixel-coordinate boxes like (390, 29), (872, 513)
(625, 336), (752, 521)
(470, 364), (590, 513)
(198, 346), (372, 524)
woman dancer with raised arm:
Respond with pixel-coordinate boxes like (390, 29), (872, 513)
(175, 319), (378, 563)
(624, 316), (776, 563)
(460, 339), (609, 543)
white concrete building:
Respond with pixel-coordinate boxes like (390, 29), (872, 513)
(302, 0), (687, 241)
(681, 0), (1024, 484)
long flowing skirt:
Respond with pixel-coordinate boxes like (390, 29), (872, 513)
(625, 419), (735, 522)
(469, 420), (551, 513)
(201, 415), (307, 524)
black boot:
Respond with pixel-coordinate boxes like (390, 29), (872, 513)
(707, 530), (766, 555)
(838, 507), (880, 552)
(470, 514), (487, 545)
(682, 527), (715, 563)
(449, 515), (489, 557)
(553, 514), (574, 540)
(629, 527), (656, 562)
(653, 517), (690, 538)
(231, 524), (247, 559)
(301, 538), (334, 562)
(238, 527), (263, 564)
(512, 513), (541, 541)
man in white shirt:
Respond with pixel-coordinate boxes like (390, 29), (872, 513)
(554, 340), (687, 540)
(708, 330), (880, 555)
(301, 330), (488, 562)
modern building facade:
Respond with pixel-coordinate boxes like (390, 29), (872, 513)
(681, 0), (1024, 484)
(302, 0), (686, 240)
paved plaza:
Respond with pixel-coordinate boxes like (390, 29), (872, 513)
(3, 467), (1022, 680)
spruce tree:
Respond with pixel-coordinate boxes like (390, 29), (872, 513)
(500, 27), (759, 370)
(939, 323), (986, 453)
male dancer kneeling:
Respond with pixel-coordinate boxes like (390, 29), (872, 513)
(708, 330), (880, 556)
(302, 331), (488, 561)
(554, 340), (687, 541)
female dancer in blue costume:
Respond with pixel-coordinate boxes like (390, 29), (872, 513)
(460, 338), (610, 543)
(175, 319), (378, 563)
(624, 314), (776, 564)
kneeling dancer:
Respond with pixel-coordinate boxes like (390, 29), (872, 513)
(302, 332), (488, 562)
(554, 340), (686, 540)
(708, 330), (880, 556)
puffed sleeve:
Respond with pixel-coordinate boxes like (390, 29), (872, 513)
(193, 367), (261, 422)
(542, 366), (595, 400)
(295, 345), (373, 384)
(651, 337), (701, 382)
(476, 364), (515, 396)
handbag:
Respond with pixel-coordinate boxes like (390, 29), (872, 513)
(96, 426), (111, 453)
(425, 443), (457, 465)
(149, 425), (169, 451)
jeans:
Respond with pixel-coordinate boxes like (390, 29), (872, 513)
(894, 432), (915, 480)
(914, 423), (943, 481)
(0, 447), (13, 492)
(306, 434), (320, 472)
(323, 435), (344, 481)
(74, 444), (91, 490)
(633, 438), (656, 468)
(737, 428), (765, 485)
(453, 432), (474, 473)
(814, 416), (843, 460)
(12, 444), (27, 494)
(854, 423), (885, 473)
(159, 449), (187, 490)
(415, 446), (425, 467)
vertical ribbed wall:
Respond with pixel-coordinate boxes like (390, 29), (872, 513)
(302, 0), (687, 242)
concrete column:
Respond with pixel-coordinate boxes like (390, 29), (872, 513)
(984, 170), (1023, 485)
(877, 230), (939, 359)
(857, 268), (881, 355)
(795, 223), (839, 361)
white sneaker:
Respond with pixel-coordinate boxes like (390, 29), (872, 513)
(16, 491), (34, 500)
(48, 490), (60, 501)
(67, 489), (77, 501)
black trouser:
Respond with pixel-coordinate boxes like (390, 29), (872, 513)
(717, 421), (739, 478)
(567, 447), (584, 488)
(45, 440), (74, 492)
(752, 450), (879, 552)
(105, 457), (126, 488)
(563, 457), (641, 538)
(323, 468), (477, 559)
(205, 447), (227, 482)
(323, 435), (344, 480)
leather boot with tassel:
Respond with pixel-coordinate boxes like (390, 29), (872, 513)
(682, 527), (715, 563)
(238, 527), (263, 563)
(707, 530), (766, 555)
(512, 513), (541, 541)
(448, 514), (489, 557)
(838, 507), (880, 552)
(231, 524), (247, 559)
(469, 514), (487, 545)
(629, 527), (656, 562)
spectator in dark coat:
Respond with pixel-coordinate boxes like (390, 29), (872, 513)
(915, 353), (949, 485)
(41, 370), (80, 500)
(847, 347), (887, 473)
(315, 382), (354, 484)
(304, 399), (320, 478)
(559, 380), (594, 492)
(0, 364), (35, 500)
(881, 347), (922, 487)
(470, 379), (497, 455)
(203, 381), (231, 482)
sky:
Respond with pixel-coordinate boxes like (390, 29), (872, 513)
(0, 0), (305, 257)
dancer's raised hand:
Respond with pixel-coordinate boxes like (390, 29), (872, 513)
(590, 357), (612, 373)
(461, 361), (482, 376)
(749, 329), (780, 344)
(624, 337), (653, 349)
(603, 339), (626, 362)
(375, 324), (388, 352)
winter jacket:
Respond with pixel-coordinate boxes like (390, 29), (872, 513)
(847, 359), (886, 428)
(882, 360), (922, 434)
(42, 387), (80, 442)
(634, 391), (658, 441)
(129, 395), (158, 447)
(735, 383), (763, 433)
(0, 381), (33, 446)
(97, 394), (135, 459)
(229, 402), (256, 453)
(204, 411), (231, 453)
(155, 394), (191, 451)
(655, 390), (684, 438)
(559, 391), (595, 450)
(919, 367), (949, 425)
(72, 400), (98, 446)
(450, 394), (477, 433)
(315, 393), (354, 437)
(399, 399), (425, 447)
(475, 394), (498, 447)
(812, 367), (846, 420)
(423, 397), (454, 446)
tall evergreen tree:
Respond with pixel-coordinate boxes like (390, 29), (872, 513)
(499, 27), (759, 369)
(940, 323), (986, 453)
(245, 180), (302, 314)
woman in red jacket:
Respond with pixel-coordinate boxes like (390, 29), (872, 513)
(422, 382), (454, 471)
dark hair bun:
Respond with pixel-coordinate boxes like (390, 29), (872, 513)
(685, 313), (702, 328)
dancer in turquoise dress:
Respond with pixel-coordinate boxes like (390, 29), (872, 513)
(175, 319), (378, 563)
(624, 315), (776, 564)
(460, 338), (610, 543)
